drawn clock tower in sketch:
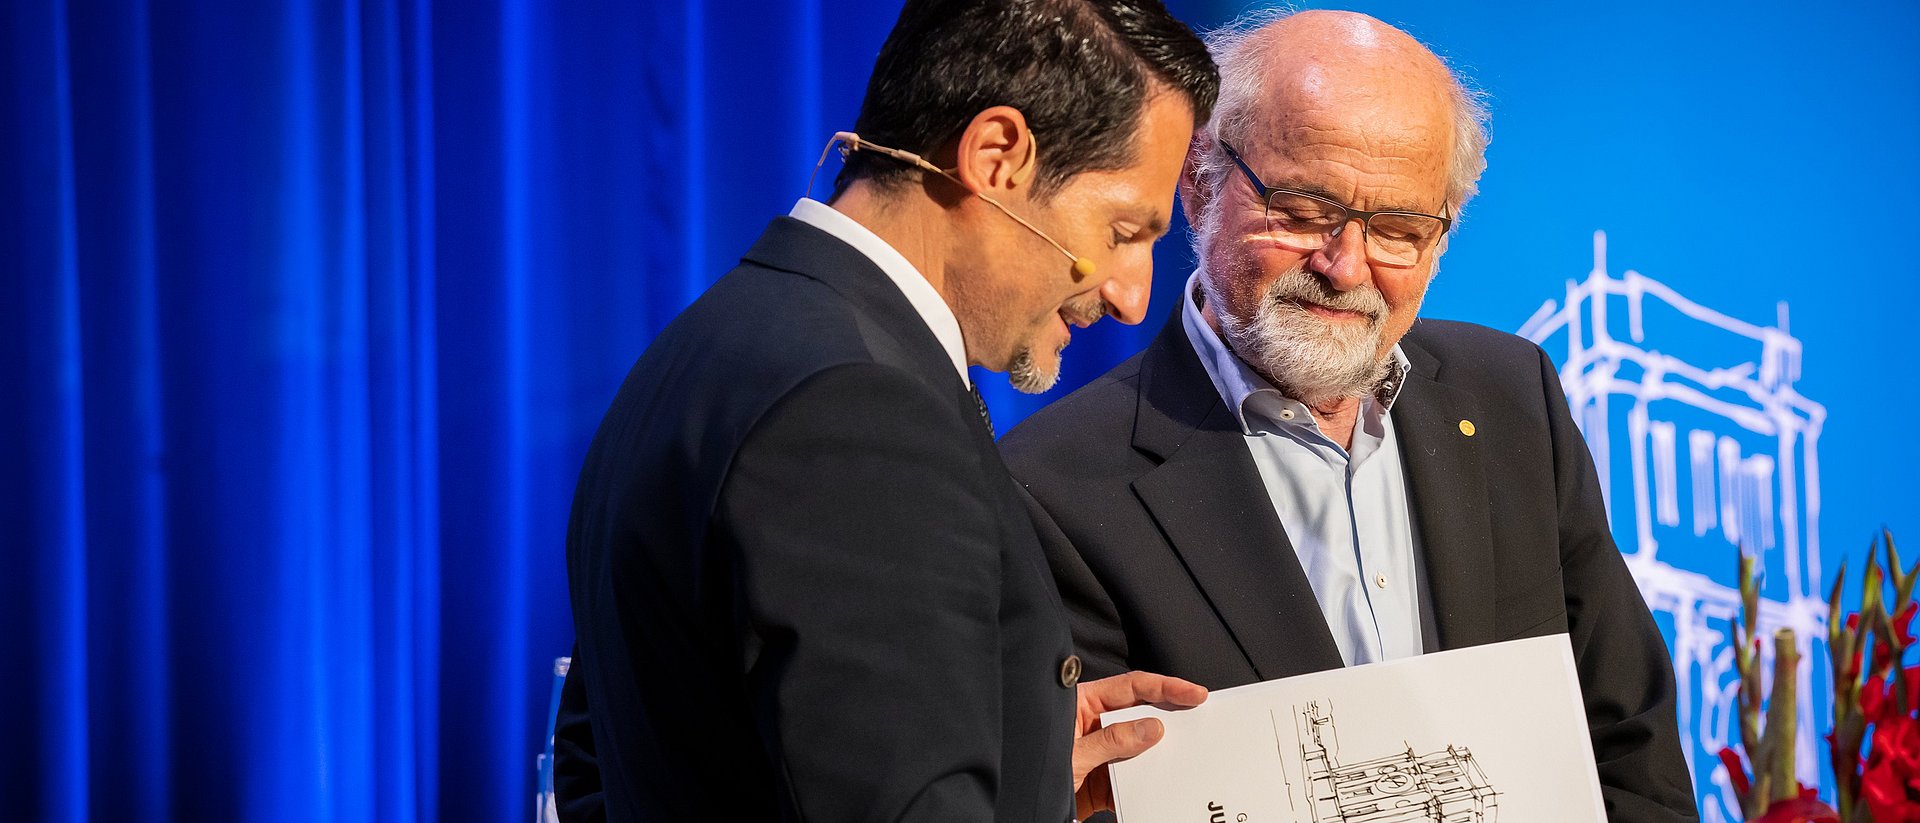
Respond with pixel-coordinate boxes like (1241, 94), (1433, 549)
(1518, 232), (1829, 823)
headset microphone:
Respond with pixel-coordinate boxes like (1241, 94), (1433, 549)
(809, 131), (1096, 279)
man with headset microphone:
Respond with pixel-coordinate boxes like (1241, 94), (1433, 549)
(556, 1), (1220, 821)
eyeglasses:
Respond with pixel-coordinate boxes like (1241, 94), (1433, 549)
(1219, 141), (1452, 268)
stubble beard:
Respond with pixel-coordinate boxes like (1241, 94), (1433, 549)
(1007, 295), (1107, 395)
(1007, 348), (1056, 394)
(1203, 259), (1393, 408)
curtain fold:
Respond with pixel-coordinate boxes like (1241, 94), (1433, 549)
(0, 1), (1224, 819)
(7, 1), (475, 819)
(3, 0), (91, 820)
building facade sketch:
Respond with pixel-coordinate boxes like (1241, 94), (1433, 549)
(1286, 700), (1497, 823)
(1517, 232), (1830, 823)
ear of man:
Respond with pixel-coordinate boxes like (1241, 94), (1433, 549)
(1177, 130), (1217, 226)
(949, 105), (1039, 202)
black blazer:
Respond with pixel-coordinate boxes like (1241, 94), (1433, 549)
(1000, 311), (1698, 822)
(561, 217), (1077, 823)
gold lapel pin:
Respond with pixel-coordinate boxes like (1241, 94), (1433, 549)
(1458, 419), (1476, 437)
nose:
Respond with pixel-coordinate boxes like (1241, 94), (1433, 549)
(1308, 217), (1373, 292)
(1097, 255), (1151, 326)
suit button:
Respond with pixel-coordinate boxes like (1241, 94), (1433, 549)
(1059, 654), (1082, 688)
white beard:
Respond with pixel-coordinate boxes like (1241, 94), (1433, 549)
(1202, 264), (1391, 408)
(1006, 296), (1103, 395)
(1007, 347), (1059, 394)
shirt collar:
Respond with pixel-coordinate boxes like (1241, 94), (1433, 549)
(1179, 270), (1410, 436)
(788, 198), (970, 385)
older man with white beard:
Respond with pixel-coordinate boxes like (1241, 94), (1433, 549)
(1000, 9), (1699, 821)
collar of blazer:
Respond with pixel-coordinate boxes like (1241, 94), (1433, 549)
(1128, 312), (1499, 677)
(740, 216), (969, 399)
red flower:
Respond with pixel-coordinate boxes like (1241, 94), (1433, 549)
(1719, 747), (1751, 798)
(1863, 673), (1890, 723)
(1862, 715), (1920, 823)
(1751, 795), (1839, 823)
(1861, 666), (1920, 725)
(1873, 603), (1919, 673)
(1907, 666), (1920, 708)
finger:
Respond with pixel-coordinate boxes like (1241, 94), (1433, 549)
(1079, 671), (1208, 714)
(1071, 717), (1165, 780)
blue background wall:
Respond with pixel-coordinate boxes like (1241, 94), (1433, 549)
(3, 0), (1915, 820)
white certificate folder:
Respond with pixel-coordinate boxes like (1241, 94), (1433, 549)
(1102, 634), (1605, 823)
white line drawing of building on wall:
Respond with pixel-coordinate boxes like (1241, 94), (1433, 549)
(1518, 232), (1829, 823)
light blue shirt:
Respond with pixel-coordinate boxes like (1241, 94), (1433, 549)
(1180, 272), (1426, 666)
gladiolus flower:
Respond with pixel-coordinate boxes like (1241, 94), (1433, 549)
(1861, 715), (1920, 823)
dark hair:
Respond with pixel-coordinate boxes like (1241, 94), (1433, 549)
(834, 0), (1218, 200)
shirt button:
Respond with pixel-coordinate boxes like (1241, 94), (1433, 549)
(1375, 574), (1389, 589)
(1059, 654), (1082, 688)
(1278, 408), (1295, 420)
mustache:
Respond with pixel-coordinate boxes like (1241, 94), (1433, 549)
(1059, 296), (1110, 327)
(1264, 267), (1387, 320)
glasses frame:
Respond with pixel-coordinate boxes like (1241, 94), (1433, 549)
(1218, 141), (1453, 267)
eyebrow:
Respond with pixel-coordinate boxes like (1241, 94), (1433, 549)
(1269, 181), (1437, 217)
(1144, 212), (1170, 240)
(1116, 205), (1170, 241)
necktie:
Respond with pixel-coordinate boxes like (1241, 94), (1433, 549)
(968, 383), (995, 439)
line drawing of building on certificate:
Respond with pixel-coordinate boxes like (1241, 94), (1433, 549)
(1517, 231), (1829, 823)
(1279, 700), (1497, 823)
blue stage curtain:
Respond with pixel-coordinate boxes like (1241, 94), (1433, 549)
(0, 1), (1229, 820)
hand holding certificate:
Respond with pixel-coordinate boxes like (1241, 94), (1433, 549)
(1073, 671), (1210, 820)
(1101, 635), (1606, 823)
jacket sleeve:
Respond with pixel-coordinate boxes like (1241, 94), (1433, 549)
(551, 645), (607, 823)
(1537, 344), (1701, 822)
(715, 362), (1011, 822)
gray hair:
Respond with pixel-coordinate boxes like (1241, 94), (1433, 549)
(1186, 8), (1491, 256)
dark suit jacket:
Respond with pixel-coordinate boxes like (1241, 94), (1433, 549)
(999, 311), (1699, 822)
(561, 217), (1078, 823)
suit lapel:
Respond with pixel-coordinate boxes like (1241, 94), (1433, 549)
(1392, 333), (1498, 651)
(1130, 314), (1345, 680)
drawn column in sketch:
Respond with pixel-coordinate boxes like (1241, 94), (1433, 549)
(1518, 231), (1829, 823)
(1291, 701), (1496, 823)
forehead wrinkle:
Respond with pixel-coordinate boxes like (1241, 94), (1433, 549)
(1265, 73), (1450, 137)
(1244, 119), (1448, 212)
(1233, 48), (1454, 213)
(1278, 119), (1448, 166)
